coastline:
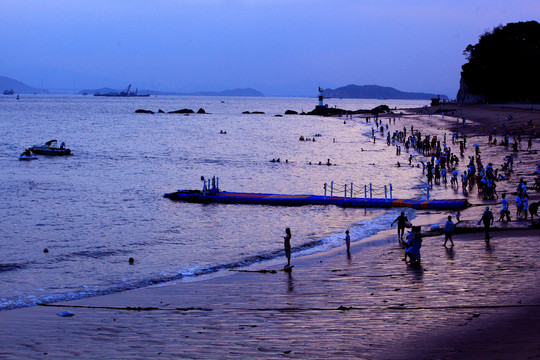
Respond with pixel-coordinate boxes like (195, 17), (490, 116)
(1, 103), (539, 358)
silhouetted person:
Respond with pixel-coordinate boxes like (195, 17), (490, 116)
(479, 207), (494, 244)
(283, 228), (292, 268)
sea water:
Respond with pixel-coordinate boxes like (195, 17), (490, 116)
(0, 95), (429, 310)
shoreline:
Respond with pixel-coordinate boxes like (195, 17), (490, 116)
(1, 226), (538, 358)
(1, 103), (539, 358)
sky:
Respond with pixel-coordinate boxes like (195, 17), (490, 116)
(1, 0), (538, 97)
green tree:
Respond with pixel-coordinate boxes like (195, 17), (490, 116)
(461, 21), (540, 103)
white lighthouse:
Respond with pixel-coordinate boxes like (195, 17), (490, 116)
(318, 86), (324, 107)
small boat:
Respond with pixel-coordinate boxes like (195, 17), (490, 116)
(30, 140), (71, 156)
(19, 149), (38, 161)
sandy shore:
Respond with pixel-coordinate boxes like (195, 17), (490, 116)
(1, 227), (538, 359)
(1, 104), (539, 359)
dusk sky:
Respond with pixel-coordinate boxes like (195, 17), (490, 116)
(1, 0), (538, 97)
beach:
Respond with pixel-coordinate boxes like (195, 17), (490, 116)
(1, 103), (539, 359)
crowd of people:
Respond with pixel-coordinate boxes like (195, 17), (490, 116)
(282, 111), (537, 270)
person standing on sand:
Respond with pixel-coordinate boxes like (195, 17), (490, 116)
(529, 201), (539, 224)
(344, 230), (351, 254)
(404, 226), (422, 265)
(499, 193), (511, 222)
(283, 228), (292, 268)
(479, 207), (494, 243)
(516, 194), (523, 219)
(523, 195), (529, 220)
(443, 215), (455, 247)
(391, 211), (408, 243)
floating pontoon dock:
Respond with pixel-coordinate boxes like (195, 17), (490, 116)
(164, 190), (469, 210)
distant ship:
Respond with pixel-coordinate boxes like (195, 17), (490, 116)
(3, 89), (14, 95)
(94, 84), (150, 97)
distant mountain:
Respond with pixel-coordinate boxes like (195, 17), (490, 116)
(322, 84), (446, 100)
(79, 87), (264, 97)
(0, 76), (48, 94)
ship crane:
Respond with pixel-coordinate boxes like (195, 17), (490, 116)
(123, 84), (132, 96)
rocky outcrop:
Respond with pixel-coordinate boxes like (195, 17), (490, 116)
(306, 104), (392, 117)
(306, 105), (349, 116)
(197, 108), (206, 114)
(135, 109), (154, 114)
(456, 76), (486, 104)
(169, 108), (195, 114)
(284, 110), (298, 115)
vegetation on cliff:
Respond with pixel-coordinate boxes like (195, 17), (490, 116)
(460, 21), (540, 103)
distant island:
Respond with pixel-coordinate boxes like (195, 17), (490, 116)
(322, 84), (446, 101)
(79, 87), (264, 97)
(0, 76), (48, 94)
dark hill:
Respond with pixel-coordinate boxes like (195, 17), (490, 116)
(458, 20), (540, 103)
(0, 76), (48, 94)
(322, 84), (445, 100)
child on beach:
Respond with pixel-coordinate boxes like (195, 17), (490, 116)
(344, 230), (351, 254)
(516, 195), (523, 219)
(283, 228), (292, 268)
(499, 193), (511, 222)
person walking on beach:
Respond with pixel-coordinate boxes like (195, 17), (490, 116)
(344, 229), (351, 255)
(391, 211), (408, 243)
(479, 207), (494, 243)
(283, 228), (292, 268)
(443, 215), (455, 247)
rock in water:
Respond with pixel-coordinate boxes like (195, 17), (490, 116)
(135, 109), (154, 114)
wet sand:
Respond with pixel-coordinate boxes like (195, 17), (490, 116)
(1, 104), (539, 359)
(0, 227), (538, 359)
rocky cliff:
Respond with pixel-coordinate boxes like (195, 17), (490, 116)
(456, 76), (486, 104)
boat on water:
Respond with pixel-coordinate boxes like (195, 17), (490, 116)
(19, 148), (38, 161)
(3, 89), (14, 95)
(30, 140), (71, 156)
(94, 84), (150, 97)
